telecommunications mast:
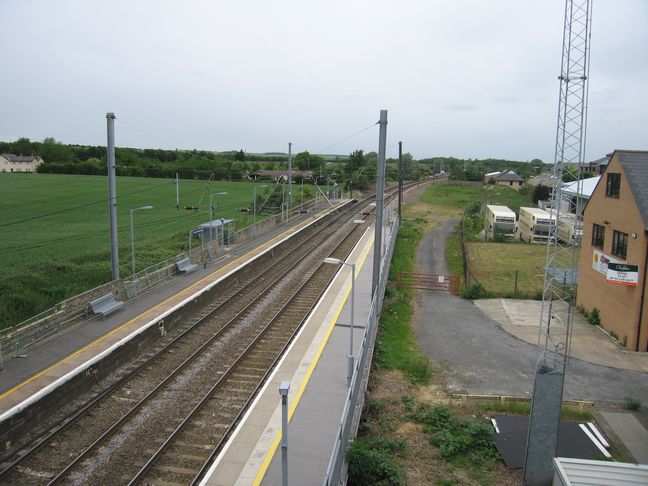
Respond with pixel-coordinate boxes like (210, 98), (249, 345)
(523, 1), (593, 484)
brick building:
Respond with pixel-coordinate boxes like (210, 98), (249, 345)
(577, 149), (648, 351)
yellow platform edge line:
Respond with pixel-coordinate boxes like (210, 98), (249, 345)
(0, 219), (314, 402)
(252, 234), (374, 486)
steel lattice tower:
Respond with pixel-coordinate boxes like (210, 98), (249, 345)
(523, 1), (592, 484)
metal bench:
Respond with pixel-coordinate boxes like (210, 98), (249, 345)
(176, 257), (200, 274)
(89, 293), (124, 317)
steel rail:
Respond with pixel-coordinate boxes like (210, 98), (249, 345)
(0, 201), (364, 480)
(45, 213), (370, 485)
(131, 214), (368, 485)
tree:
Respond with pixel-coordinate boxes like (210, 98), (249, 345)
(39, 137), (73, 163)
(532, 184), (551, 204)
(294, 151), (324, 171)
(235, 149), (245, 162)
(12, 137), (33, 156)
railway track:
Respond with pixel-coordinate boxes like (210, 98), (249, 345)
(0, 191), (396, 485)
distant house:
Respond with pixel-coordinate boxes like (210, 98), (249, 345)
(486, 170), (524, 190)
(248, 169), (313, 183)
(0, 154), (44, 173)
(483, 171), (501, 183)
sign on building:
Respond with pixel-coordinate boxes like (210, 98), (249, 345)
(592, 250), (618, 276)
(606, 263), (639, 286)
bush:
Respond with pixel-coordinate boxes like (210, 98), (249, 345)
(346, 441), (405, 486)
(461, 282), (487, 299)
(409, 405), (499, 465)
(587, 307), (601, 326)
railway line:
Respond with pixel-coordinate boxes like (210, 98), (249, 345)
(0, 188), (404, 486)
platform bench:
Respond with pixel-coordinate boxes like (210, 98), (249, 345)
(176, 257), (200, 274)
(89, 293), (124, 317)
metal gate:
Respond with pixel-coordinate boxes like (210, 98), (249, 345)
(396, 272), (461, 294)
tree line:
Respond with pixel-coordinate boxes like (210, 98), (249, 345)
(0, 137), (546, 185)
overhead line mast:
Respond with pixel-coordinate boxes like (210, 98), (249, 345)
(524, 1), (593, 485)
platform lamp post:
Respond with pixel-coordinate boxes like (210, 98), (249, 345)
(253, 184), (268, 238)
(130, 205), (153, 297)
(279, 380), (290, 486)
(324, 257), (358, 386)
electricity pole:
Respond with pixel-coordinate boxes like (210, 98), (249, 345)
(107, 112), (119, 281)
(398, 141), (403, 220)
(372, 110), (387, 297)
(288, 142), (292, 210)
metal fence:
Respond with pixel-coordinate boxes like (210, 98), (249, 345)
(0, 196), (337, 368)
(323, 215), (399, 486)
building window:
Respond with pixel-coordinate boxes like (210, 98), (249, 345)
(606, 173), (621, 198)
(592, 224), (605, 248)
(612, 230), (628, 260)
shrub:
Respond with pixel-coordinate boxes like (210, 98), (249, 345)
(587, 307), (601, 326)
(461, 282), (487, 299)
(346, 441), (405, 486)
(410, 405), (499, 465)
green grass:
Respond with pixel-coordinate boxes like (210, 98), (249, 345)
(376, 209), (433, 384)
(0, 173), (317, 328)
(465, 242), (576, 297)
(421, 183), (530, 212)
(478, 400), (593, 421)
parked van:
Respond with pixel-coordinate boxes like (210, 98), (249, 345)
(516, 207), (556, 243)
(556, 213), (582, 245)
(484, 205), (516, 240)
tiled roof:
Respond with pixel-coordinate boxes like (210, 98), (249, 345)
(616, 150), (648, 229)
(494, 170), (524, 182)
(1, 153), (40, 163)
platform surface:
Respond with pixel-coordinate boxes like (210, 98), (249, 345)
(202, 224), (379, 486)
(0, 205), (342, 417)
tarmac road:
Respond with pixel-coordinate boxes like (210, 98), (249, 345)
(414, 219), (648, 405)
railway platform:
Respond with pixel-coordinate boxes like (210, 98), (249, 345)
(0, 203), (347, 417)
(0, 191), (397, 485)
(203, 223), (378, 486)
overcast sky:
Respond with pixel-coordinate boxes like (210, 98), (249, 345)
(2, 0), (646, 162)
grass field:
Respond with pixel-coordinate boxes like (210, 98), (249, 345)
(466, 241), (578, 297)
(0, 173), (313, 327)
(420, 182), (530, 212)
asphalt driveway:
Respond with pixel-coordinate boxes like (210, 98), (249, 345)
(414, 219), (648, 405)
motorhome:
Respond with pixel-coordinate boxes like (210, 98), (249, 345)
(516, 207), (556, 243)
(556, 213), (582, 245)
(484, 205), (516, 240)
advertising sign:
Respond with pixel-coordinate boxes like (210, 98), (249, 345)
(607, 262), (639, 286)
(592, 250), (619, 276)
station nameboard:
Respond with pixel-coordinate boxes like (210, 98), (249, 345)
(606, 262), (639, 286)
